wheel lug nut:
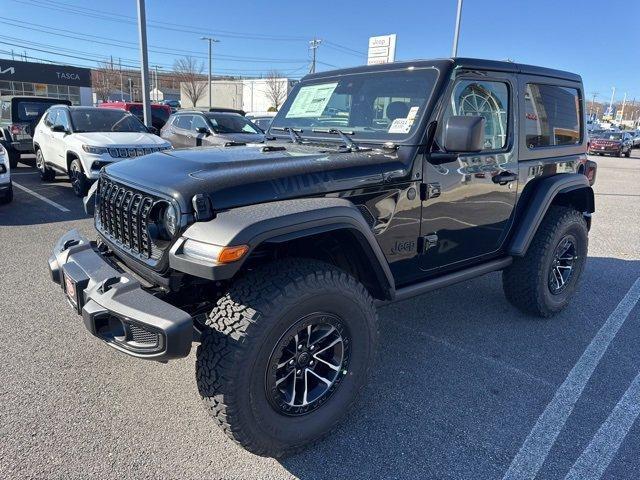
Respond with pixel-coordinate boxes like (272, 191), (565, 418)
(296, 369), (302, 375)
(309, 360), (314, 365)
(298, 345), (303, 350)
(289, 359), (294, 365)
(309, 345), (315, 350)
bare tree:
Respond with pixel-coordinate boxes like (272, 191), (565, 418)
(92, 62), (120, 103)
(264, 70), (288, 111)
(174, 56), (207, 107)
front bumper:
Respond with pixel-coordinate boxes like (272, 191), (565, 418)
(48, 229), (193, 361)
(589, 146), (621, 154)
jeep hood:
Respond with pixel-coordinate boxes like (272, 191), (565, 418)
(73, 131), (168, 146)
(104, 143), (408, 212)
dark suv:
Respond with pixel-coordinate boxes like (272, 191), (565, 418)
(0, 96), (71, 167)
(48, 58), (596, 457)
(161, 109), (264, 147)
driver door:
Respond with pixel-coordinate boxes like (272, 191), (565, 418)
(49, 110), (70, 169)
(420, 72), (518, 273)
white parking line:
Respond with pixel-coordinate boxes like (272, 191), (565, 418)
(502, 277), (640, 480)
(564, 370), (640, 480)
(12, 182), (70, 212)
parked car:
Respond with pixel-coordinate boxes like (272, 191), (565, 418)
(0, 144), (12, 204)
(161, 99), (181, 111)
(588, 131), (633, 157)
(33, 106), (171, 196)
(49, 58), (596, 457)
(0, 96), (71, 168)
(161, 110), (264, 147)
(629, 130), (640, 148)
(246, 112), (276, 132)
(98, 101), (172, 130)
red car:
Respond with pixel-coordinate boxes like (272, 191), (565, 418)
(588, 131), (633, 157)
(98, 101), (171, 131)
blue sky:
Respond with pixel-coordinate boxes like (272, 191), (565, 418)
(1, 0), (639, 102)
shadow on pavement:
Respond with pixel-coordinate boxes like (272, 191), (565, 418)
(280, 256), (640, 480)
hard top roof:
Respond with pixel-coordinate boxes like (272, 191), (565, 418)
(304, 57), (581, 83)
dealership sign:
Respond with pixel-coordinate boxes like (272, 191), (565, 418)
(0, 59), (91, 87)
(367, 34), (397, 65)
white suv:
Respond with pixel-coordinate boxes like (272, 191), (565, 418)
(0, 144), (12, 204)
(33, 106), (172, 196)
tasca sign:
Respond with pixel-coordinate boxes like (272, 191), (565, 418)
(367, 34), (397, 65)
(0, 59), (91, 87)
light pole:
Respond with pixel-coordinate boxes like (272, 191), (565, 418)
(201, 37), (220, 110)
(136, 0), (152, 126)
(451, 0), (463, 57)
(153, 65), (162, 102)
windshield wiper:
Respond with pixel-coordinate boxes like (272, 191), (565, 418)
(271, 126), (304, 144)
(311, 128), (361, 151)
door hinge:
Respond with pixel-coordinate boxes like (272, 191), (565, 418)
(420, 182), (441, 201)
(418, 234), (439, 253)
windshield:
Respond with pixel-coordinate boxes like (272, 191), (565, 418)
(205, 113), (261, 134)
(70, 109), (148, 133)
(270, 67), (438, 142)
(601, 133), (623, 140)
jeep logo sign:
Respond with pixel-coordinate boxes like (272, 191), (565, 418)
(0, 59), (91, 87)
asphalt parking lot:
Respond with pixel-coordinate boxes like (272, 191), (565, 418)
(0, 152), (639, 480)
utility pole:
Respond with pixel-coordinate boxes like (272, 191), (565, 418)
(451, 0), (463, 57)
(136, 0), (152, 127)
(309, 38), (322, 74)
(620, 92), (627, 120)
(119, 58), (124, 101)
(589, 92), (598, 116)
(153, 65), (162, 102)
(201, 37), (220, 110)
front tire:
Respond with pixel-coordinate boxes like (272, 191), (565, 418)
(7, 148), (19, 169)
(625, 149), (631, 158)
(196, 258), (378, 457)
(503, 206), (588, 317)
(35, 148), (55, 181)
(69, 158), (89, 197)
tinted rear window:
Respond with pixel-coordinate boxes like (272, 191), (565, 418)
(524, 84), (581, 148)
(15, 100), (64, 122)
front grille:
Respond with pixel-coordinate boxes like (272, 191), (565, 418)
(126, 323), (160, 347)
(96, 176), (161, 260)
(107, 145), (169, 158)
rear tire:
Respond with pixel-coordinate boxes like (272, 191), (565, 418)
(196, 258), (378, 457)
(503, 206), (588, 317)
(625, 149), (631, 158)
(7, 148), (19, 169)
(69, 158), (89, 197)
(35, 148), (55, 181)
(0, 182), (12, 204)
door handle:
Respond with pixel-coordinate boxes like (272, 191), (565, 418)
(492, 171), (517, 185)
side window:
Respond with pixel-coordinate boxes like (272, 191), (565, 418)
(191, 115), (208, 131)
(44, 110), (57, 128)
(57, 111), (71, 131)
(524, 84), (581, 148)
(441, 80), (509, 151)
(0, 101), (10, 121)
(175, 115), (193, 130)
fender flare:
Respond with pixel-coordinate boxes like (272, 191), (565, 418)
(508, 173), (594, 257)
(169, 197), (396, 299)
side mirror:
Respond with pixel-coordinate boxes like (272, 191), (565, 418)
(196, 127), (210, 135)
(147, 126), (159, 135)
(52, 124), (68, 134)
(443, 115), (486, 153)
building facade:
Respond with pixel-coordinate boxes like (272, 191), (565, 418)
(0, 59), (92, 105)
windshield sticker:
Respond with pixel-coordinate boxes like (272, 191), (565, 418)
(407, 106), (419, 121)
(285, 82), (338, 118)
(388, 117), (413, 134)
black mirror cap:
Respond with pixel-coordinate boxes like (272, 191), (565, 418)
(443, 115), (486, 153)
(52, 124), (68, 133)
(196, 127), (210, 135)
(148, 126), (159, 135)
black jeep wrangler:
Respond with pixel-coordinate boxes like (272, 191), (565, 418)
(48, 58), (596, 457)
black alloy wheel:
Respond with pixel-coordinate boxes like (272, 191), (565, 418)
(266, 313), (350, 416)
(548, 235), (577, 295)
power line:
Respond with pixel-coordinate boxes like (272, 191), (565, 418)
(13, 0), (308, 42)
(0, 18), (309, 64)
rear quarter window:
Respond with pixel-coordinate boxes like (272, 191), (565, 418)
(524, 84), (582, 148)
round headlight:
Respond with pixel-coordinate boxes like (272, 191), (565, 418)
(163, 204), (178, 237)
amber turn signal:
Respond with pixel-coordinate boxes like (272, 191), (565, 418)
(217, 245), (249, 264)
